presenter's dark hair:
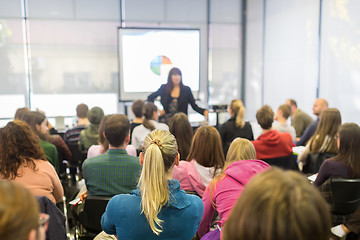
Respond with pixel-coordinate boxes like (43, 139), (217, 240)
(166, 67), (184, 93)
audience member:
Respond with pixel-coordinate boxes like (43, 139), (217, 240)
(169, 112), (193, 160)
(198, 138), (270, 239)
(87, 115), (137, 158)
(252, 105), (293, 160)
(130, 99), (144, 144)
(79, 106), (104, 152)
(219, 99), (254, 156)
(296, 98), (328, 146)
(22, 111), (60, 173)
(222, 168), (331, 240)
(298, 108), (341, 172)
(64, 103), (89, 144)
(286, 99), (314, 139)
(100, 129), (204, 239)
(0, 121), (63, 203)
(14, 107), (30, 121)
(131, 102), (169, 150)
(0, 180), (47, 240)
(273, 104), (296, 141)
(82, 114), (141, 196)
(173, 125), (225, 197)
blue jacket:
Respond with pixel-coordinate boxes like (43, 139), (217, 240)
(101, 179), (204, 240)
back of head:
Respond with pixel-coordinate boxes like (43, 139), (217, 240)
(0, 180), (39, 240)
(98, 115), (112, 151)
(230, 99), (245, 128)
(278, 104), (291, 119)
(310, 108), (341, 153)
(87, 106), (104, 125)
(222, 168), (331, 240)
(0, 121), (45, 179)
(287, 99), (297, 108)
(337, 123), (360, 177)
(226, 138), (256, 165)
(187, 125), (225, 177)
(143, 102), (157, 131)
(76, 103), (88, 118)
(256, 105), (274, 130)
(139, 129), (178, 235)
(132, 100), (145, 118)
(104, 114), (130, 148)
(169, 113), (193, 160)
(14, 107), (30, 121)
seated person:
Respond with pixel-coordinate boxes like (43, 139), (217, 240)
(251, 105), (293, 160)
(79, 106), (104, 152)
(131, 102), (169, 150)
(169, 113), (193, 160)
(82, 114), (142, 196)
(286, 99), (313, 139)
(198, 138), (270, 239)
(0, 180), (47, 240)
(172, 125), (225, 197)
(273, 104), (296, 141)
(100, 130), (204, 240)
(64, 103), (90, 144)
(0, 121), (64, 204)
(222, 168), (331, 240)
(130, 99), (144, 144)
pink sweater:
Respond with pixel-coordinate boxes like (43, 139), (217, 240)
(4, 160), (64, 203)
(198, 160), (270, 238)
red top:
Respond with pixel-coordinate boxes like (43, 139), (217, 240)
(252, 130), (294, 160)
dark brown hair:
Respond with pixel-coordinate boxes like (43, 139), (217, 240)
(98, 115), (112, 153)
(222, 168), (331, 240)
(104, 114), (130, 148)
(169, 113), (193, 160)
(256, 105), (274, 130)
(186, 125), (225, 177)
(165, 67), (184, 93)
(76, 103), (88, 118)
(22, 111), (48, 141)
(0, 121), (46, 179)
(309, 108), (341, 154)
(132, 100), (145, 118)
(287, 99), (297, 108)
(335, 123), (360, 178)
(142, 102), (157, 131)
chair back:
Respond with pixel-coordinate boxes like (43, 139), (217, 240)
(330, 178), (360, 215)
(262, 154), (299, 171)
(79, 196), (111, 235)
(302, 152), (335, 174)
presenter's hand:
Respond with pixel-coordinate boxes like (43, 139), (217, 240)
(159, 110), (166, 116)
(203, 110), (209, 119)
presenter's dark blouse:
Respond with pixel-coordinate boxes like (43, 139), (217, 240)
(147, 84), (205, 115)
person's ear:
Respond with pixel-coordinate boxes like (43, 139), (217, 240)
(103, 131), (106, 139)
(174, 153), (180, 166)
(27, 229), (36, 240)
(139, 152), (144, 165)
(125, 134), (130, 144)
(35, 124), (41, 132)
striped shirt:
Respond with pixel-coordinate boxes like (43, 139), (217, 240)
(82, 149), (142, 196)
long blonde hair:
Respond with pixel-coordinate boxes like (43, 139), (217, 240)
(139, 129), (178, 235)
(230, 99), (245, 128)
(209, 138), (256, 206)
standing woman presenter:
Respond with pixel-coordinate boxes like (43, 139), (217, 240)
(147, 67), (208, 122)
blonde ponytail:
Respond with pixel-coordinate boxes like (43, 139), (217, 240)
(230, 99), (245, 128)
(139, 130), (178, 235)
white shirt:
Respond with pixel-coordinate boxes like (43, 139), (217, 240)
(131, 120), (169, 149)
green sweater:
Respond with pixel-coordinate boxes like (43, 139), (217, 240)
(40, 139), (59, 173)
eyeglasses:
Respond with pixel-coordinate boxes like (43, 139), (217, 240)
(38, 213), (50, 228)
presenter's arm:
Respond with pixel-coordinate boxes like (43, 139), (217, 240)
(186, 87), (208, 117)
(147, 85), (165, 102)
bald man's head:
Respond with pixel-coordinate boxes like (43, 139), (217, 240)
(312, 98), (328, 117)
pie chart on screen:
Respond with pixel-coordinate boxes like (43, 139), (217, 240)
(150, 55), (172, 76)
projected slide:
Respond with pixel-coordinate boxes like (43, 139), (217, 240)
(118, 28), (200, 100)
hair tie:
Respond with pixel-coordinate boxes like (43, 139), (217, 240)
(151, 139), (163, 150)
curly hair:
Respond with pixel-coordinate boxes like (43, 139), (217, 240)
(0, 121), (46, 179)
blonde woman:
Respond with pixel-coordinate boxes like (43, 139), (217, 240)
(197, 138), (270, 239)
(101, 130), (204, 239)
(220, 99), (254, 156)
